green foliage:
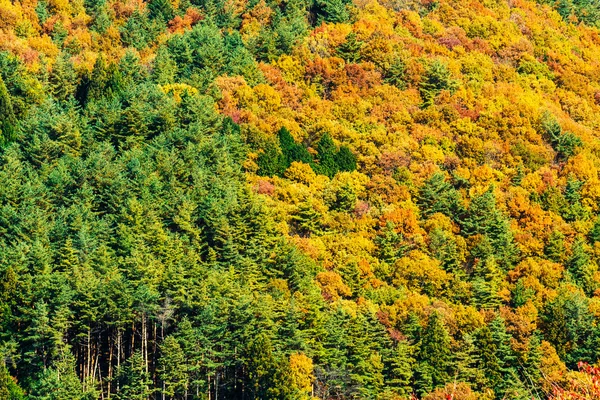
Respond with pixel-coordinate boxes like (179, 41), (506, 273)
(414, 312), (454, 396)
(418, 172), (464, 219)
(540, 111), (582, 161)
(113, 352), (153, 400)
(0, 75), (17, 146)
(336, 32), (363, 63)
(419, 60), (459, 108)
(541, 287), (600, 367)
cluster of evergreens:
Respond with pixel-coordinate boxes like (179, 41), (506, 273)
(3, 0), (600, 398)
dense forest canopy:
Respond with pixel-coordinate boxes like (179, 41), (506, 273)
(3, 0), (600, 398)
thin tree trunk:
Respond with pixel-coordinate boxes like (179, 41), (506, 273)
(108, 330), (113, 398)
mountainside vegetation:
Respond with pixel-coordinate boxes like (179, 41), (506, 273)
(3, 0), (600, 398)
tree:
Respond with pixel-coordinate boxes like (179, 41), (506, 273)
(315, 133), (339, 178)
(278, 127), (313, 169)
(49, 53), (78, 101)
(415, 312), (453, 395)
(29, 350), (95, 400)
(545, 231), (565, 263)
(291, 201), (324, 237)
(159, 336), (190, 399)
(336, 32), (363, 63)
(540, 112), (582, 160)
(566, 237), (595, 293)
(335, 146), (357, 172)
(0, 75), (16, 145)
(418, 172), (463, 219)
(419, 60), (458, 108)
(388, 340), (414, 397)
(113, 352), (154, 400)
(148, 0), (174, 23)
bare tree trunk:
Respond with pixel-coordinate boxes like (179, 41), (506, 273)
(108, 330), (113, 398)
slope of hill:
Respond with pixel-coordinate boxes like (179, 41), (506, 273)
(2, 0), (600, 398)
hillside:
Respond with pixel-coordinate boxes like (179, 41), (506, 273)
(2, 0), (600, 398)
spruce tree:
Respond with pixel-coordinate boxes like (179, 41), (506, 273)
(335, 146), (357, 172)
(418, 172), (463, 219)
(545, 230), (565, 263)
(419, 60), (458, 108)
(0, 75), (16, 145)
(336, 32), (363, 63)
(417, 312), (453, 391)
(315, 133), (339, 178)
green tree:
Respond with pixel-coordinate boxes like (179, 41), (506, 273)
(419, 60), (458, 108)
(415, 312), (453, 395)
(418, 172), (463, 219)
(315, 133), (339, 178)
(336, 32), (363, 63)
(335, 146), (357, 172)
(0, 75), (16, 145)
(113, 352), (154, 400)
(49, 53), (78, 101)
(545, 230), (565, 263)
(566, 237), (595, 293)
(159, 336), (190, 399)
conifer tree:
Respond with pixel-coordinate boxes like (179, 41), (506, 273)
(416, 312), (453, 393)
(545, 230), (565, 263)
(419, 60), (458, 108)
(336, 32), (363, 63)
(0, 75), (16, 145)
(418, 172), (463, 219)
(315, 133), (339, 178)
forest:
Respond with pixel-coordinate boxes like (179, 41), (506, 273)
(3, 0), (600, 398)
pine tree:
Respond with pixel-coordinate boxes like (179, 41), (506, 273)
(589, 216), (600, 244)
(159, 336), (190, 398)
(418, 172), (463, 219)
(419, 60), (458, 108)
(257, 140), (285, 177)
(113, 352), (154, 400)
(50, 53), (77, 101)
(335, 146), (357, 172)
(566, 237), (595, 293)
(0, 75), (17, 145)
(336, 32), (363, 63)
(278, 127), (313, 168)
(291, 201), (324, 237)
(375, 222), (407, 265)
(417, 312), (453, 391)
(388, 340), (414, 397)
(148, 0), (174, 23)
(472, 257), (503, 310)
(545, 230), (565, 263)
(315, 133), (339, 178)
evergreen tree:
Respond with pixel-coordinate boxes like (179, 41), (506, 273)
(148, 0), (174, 23)
(335, 146), (357, 172)
(540, 111), (582, 160)
(257, 140), (285, 177)
(416, 312), (453, 393)
(472, 257), (503, 310)
(418, 172), (463, 219)
(159, 336), (190, 398)
(388, 340), (414, 397)
(291, 201), (324, 237)
(0, 75), (16, 145)
(336, 32), (363, 63)
(113, 352), (154, 400)
(545, 230), (565, 263)
(315, 133), (339, 178)
(566, 237), (595, 293)
(384, 57), (407, 89)
(278, 127), (313, 168)
(49, 53), (78, 101)
(419, 60), (458, 108)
